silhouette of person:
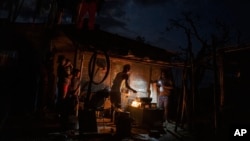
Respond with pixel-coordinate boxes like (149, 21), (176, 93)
(60, 59), (73, 98)
(56, 57), (74, 117)
(110, 64), (137, 116)
(66, 69), (81, 116)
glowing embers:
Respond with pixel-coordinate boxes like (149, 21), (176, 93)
(131, 100), (141, 108)
(131, 97), (154, 109)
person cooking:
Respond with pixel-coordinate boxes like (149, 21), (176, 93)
(110, 64), (137, 122)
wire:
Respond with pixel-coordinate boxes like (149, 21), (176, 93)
(88, 50), (110, 85)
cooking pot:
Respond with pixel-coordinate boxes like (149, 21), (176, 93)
(135, 97), (152, 103)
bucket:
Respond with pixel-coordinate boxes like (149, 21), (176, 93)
(115, 112), (132, 137)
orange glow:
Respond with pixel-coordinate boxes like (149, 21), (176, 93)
(131, 101), (141, 108)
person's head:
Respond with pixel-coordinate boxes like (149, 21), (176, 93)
(123, 64), (131, 73)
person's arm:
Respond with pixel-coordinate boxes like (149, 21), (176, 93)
(76, 78), (83, 96)
(74, 83), (81, 96)
(124, 75), (137, 93)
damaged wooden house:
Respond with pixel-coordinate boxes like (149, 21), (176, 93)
(0, 23), (182, 134)
(50, 25), (180, 128)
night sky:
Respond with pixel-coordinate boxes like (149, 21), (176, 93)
(1, 0), (250, 53)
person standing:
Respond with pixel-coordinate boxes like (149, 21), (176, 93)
(56, 57), (73, 118)
(67, 69), (81, 116)
(157, 70), (173, 124)
(110, 64), (137, 121)
(60, 69), (81, 130)
(61, 59), (74, 99)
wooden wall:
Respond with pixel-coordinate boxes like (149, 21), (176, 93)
(52, 49), (172, 109)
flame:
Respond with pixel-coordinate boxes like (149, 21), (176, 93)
(131, 101), (141, 108)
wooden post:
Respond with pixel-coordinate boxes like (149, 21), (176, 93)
(147, 65), (152, 98)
